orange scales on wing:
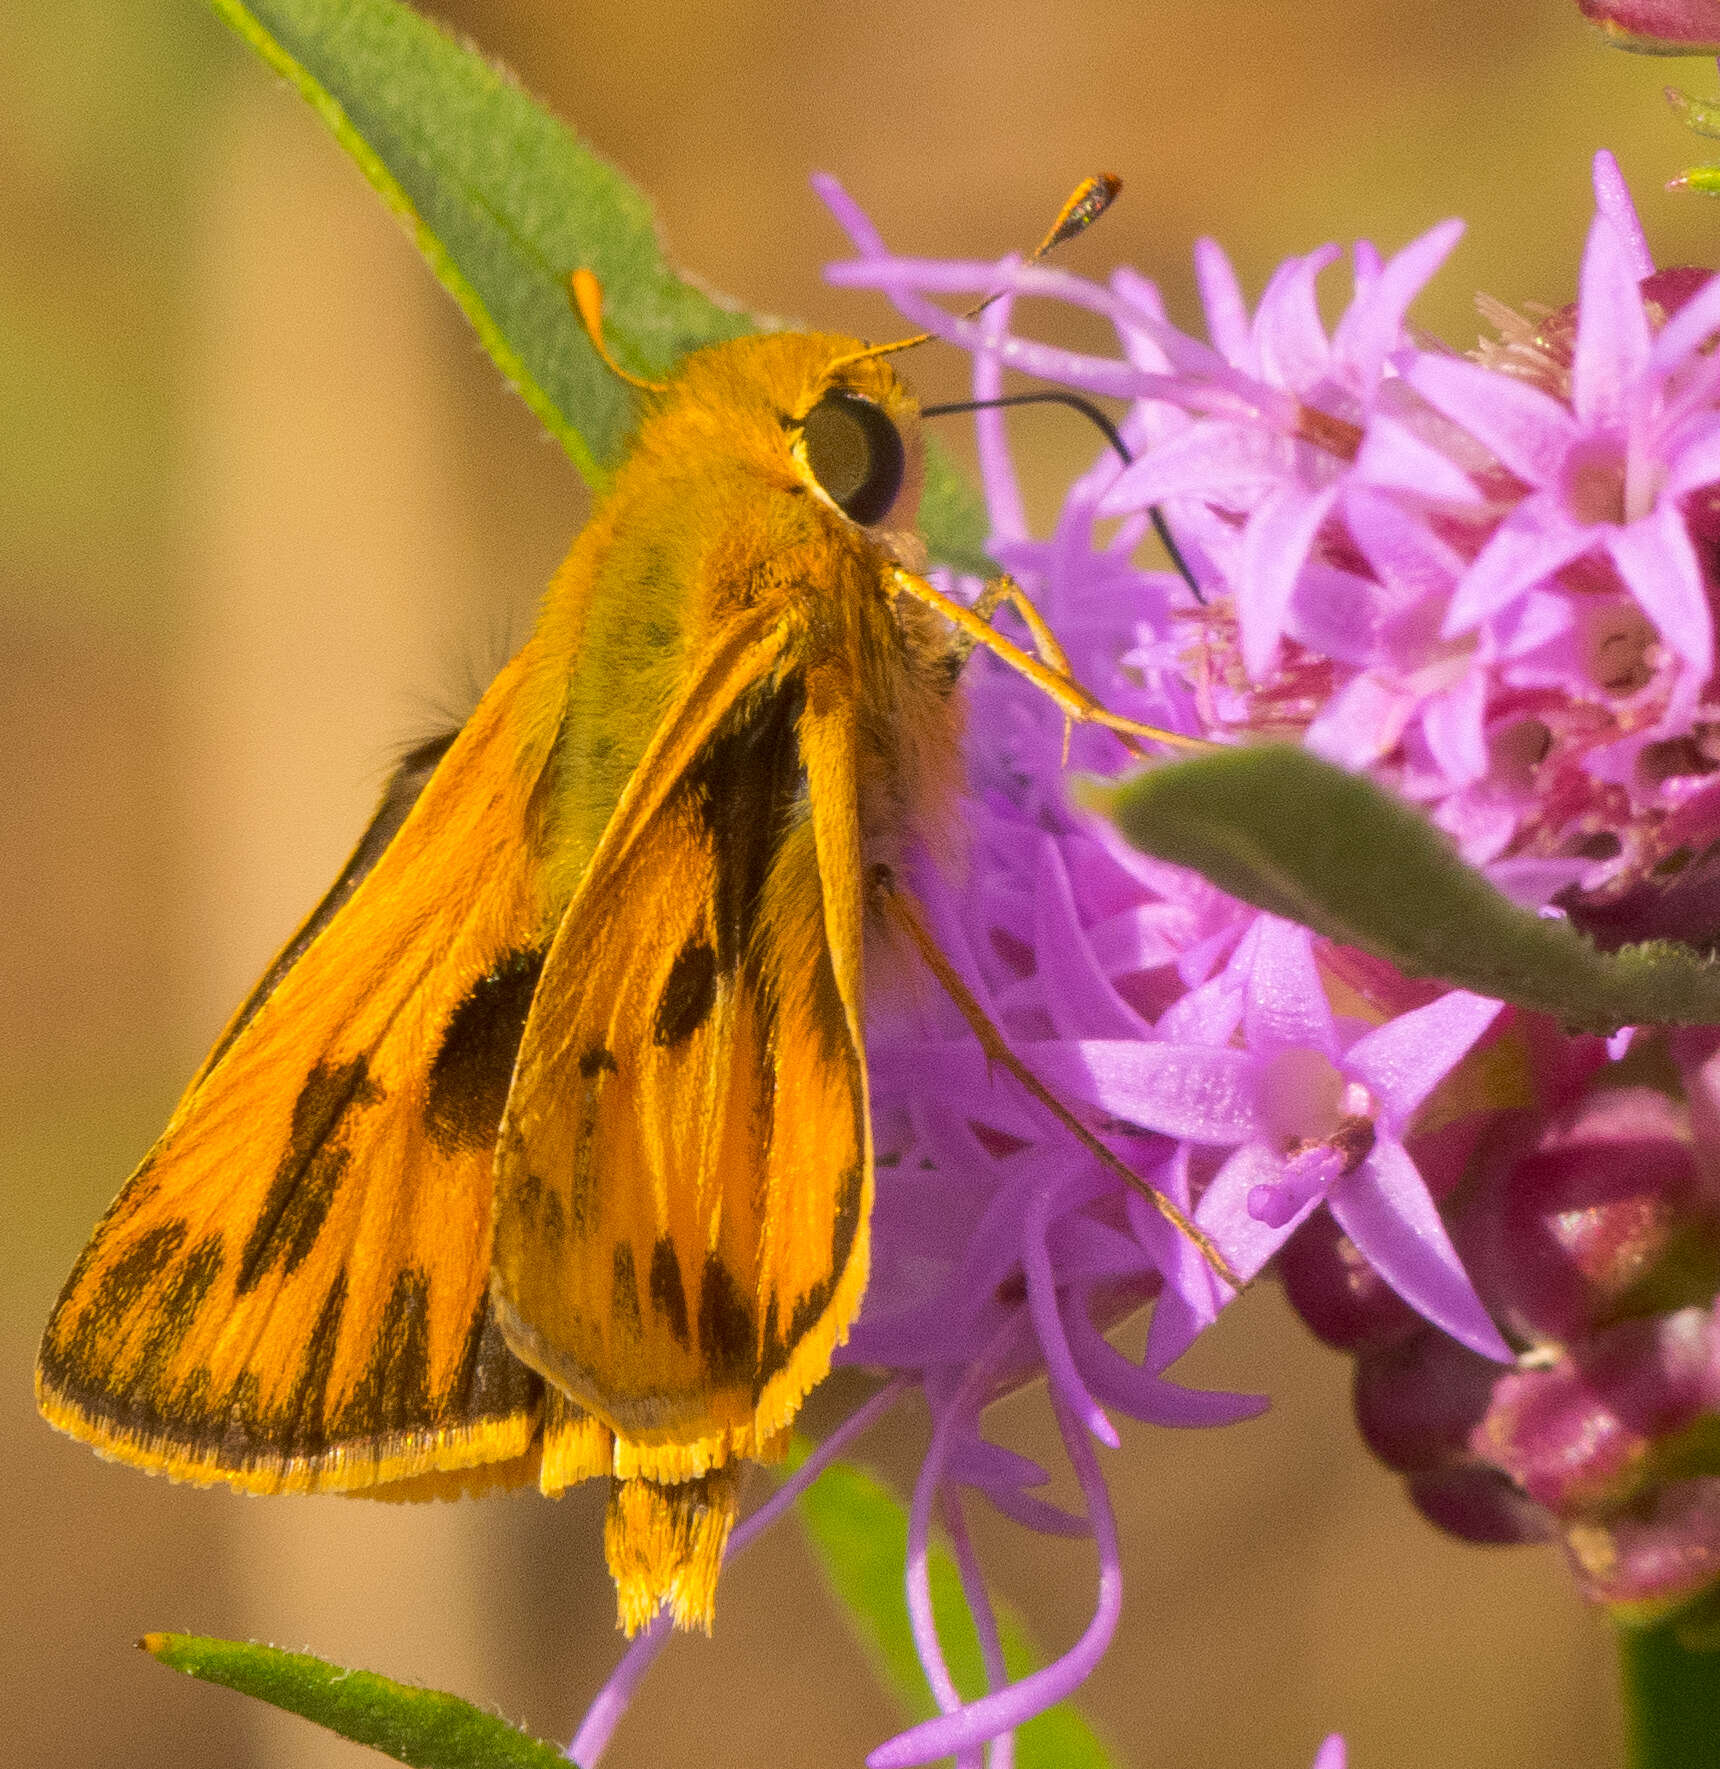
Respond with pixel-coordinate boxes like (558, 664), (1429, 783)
(492, 330), (968, 1629)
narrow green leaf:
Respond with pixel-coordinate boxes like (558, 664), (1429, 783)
(795, 1456), (1118, 1769)
(1619, 1616), (1720, 1769)
(1668, 86), (1720, 141)
(1103, 744), (1720, 1035)
(142, 1633), (564, 1769)
(205, 0), (992, 571)
(206, 0), (749, 485)
(919, 446), (999, 577)
(1672, 163), (1720, 196)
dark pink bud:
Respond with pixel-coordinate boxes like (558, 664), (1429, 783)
(1565, 772), (1720, 950)
(1491, 268), (1715, 404)
(1474, 1359), (1650, 1513)
(1407, 1465), (1559, 1546)
(1576, 0), (1720, 53)
(1354, 1329), (1500, 1473)
(1459, 1088), (1720, 1343)
(1278, 1210), (1421, 1352)
(1566, 1479), (1720, 1613)
(1471, 1312), (1715, 1514)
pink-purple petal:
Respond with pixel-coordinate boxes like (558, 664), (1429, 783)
(1066, 1288), (1270, 1426)
(1407, 352), (1578, 485)
(1197, 1140), (1322, 1282)
(1442, 501), (1597, 636)
(1194, 234), (1254, 366)
(1242, 915), (1340, 1058)
(1352, 412), (1486, 504)
(1328, 1140), (1512, 1360)
(1606, 503), (1714, 674)
(1651, 264), (1720, 373)
(1592, 148), (1654, 282)
(1253, 246), (1340, 389)
(1332, 218), (1464, 391)
(1343, 989), (1505, 1128)
(1573, 209), (1653, 429)
(868, 1391), (1124, 1769)
(1661, 421), (1720, 498)
(1239, 482), (1342, 678)
(1033, 838), (1155, 1039)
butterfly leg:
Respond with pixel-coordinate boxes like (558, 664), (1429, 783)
(874, 871), (1241, 1290)
(957, 575), (1074, 678)
(892, 567), (1208, 757)
(956, 576), (1084, 760)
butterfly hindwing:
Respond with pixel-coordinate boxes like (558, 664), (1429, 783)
(492, 635), (872, 1483)
(36, 646), (563, 1493)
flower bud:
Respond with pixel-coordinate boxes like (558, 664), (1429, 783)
(1354, 1329), (1498, 1472)
(1277, 1210), (1422, 1352)
(1565, 1478), (1720, 1613)
(1471, 1311), (1716, 1514)
(1458, 1088), (1720, 1344)
(1576, 0), (1720, 53)
(1406, 1466), (1558, 1546)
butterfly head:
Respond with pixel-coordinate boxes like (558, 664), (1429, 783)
(644, 332), (928, 575)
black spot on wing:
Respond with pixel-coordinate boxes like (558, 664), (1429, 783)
(123, 1232), (226, 1413)
(649, 1238), (690, 1347)
(448, 1296), (541, 1422)
(653, 939), (717, 1047)
(569, 1053), (616, 1238)
(237, 1058), (383, 1295)
(41, 1222), (228, 1431)
(208, 729), (458, 1074)
(757, 1163), (865, 1392)
(508, 1167), (543, 1226)
(684, 676), (807, 973)
(699, 1255), (756, 1385)
(44, 1220), (188, 1386)
(235, 1271), (348, 1459)
(426, 947), (546, 1154)
(612, 1242), (642, 1341)
(332, 1267), (434, 1438)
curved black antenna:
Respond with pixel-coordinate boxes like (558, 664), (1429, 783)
(920, 392), (1206, 604)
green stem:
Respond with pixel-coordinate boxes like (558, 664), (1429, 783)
(1620, 1617), (1720, 1769)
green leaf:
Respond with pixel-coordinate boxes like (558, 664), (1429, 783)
(1672, 163), (1720, 197)
(1619, 1615), (1720, 1769)
(794, 1455), (1118, 1769)
(206, 0), (749, 486)
(1668, 86), (1720, 141)
(205, 0), (991, 571)
(1102, 744), (1720, 1035)
(142, 1633), (565, 1769)
(919, 446), (999, 577)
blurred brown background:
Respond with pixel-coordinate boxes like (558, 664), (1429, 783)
(2, 1), (1710, 1764)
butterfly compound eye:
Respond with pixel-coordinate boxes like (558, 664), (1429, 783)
(801, 390), (906, 526)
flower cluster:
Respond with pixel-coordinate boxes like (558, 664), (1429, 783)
(574, 153), (1720, 1766)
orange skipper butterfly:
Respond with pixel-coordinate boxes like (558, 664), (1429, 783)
(37, 178), (1223, 1634)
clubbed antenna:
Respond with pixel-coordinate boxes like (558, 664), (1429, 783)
(569, 269), (670, 394)
(1035, 172), (1123, 260)
(828, 174), (1125, 372)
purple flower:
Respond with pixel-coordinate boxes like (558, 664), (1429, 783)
(1406, 206), (1720, 722)
(1130, 915), (1508, 1368)
(1096, 221), (1468, 682)
(574, 152), (1720, 1764)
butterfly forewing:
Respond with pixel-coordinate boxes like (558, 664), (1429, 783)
(36, 646), (562, 1492)
(493, 640), (872, 1483)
